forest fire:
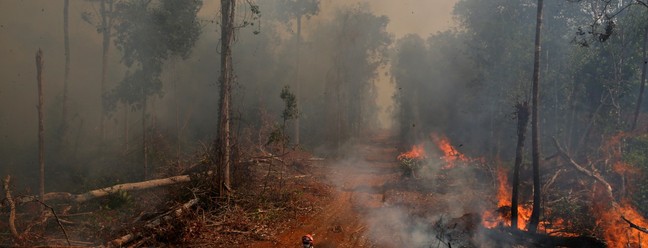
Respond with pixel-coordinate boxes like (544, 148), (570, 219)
(397, 144), (426, 161)
(481, 166), (576, 236)
(430, 133), (469, 169)
(594, 201), (648, 248)
(481, 166), (532, 229)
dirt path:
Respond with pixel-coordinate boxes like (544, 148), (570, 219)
(254, 131), (402, 248)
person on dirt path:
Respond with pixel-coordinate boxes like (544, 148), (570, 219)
(302, 234), (314, 248)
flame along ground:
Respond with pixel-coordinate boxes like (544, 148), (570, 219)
(398, 132), (648, 247)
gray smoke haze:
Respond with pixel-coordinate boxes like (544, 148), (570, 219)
(0, 0), (457, 158)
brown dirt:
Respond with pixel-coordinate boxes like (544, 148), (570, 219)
(249, 131), (401, 248)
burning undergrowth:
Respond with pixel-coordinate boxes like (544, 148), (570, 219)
(339, 132), (492, 247)
(325, 130), (648, 247)
(388, 131), (648, 247)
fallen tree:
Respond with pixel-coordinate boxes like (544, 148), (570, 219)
(17, 174), (196, 204)
(552, 138), (616, 208)
(483, 227), (606, 247)
(109, 198), (199, 247)
(552, 137), (648, 242)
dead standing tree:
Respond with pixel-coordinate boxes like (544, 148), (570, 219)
(216, 0), (235, 200)
(528, 0), (544, 233)
(511, 102), (530, 229)
(36, 49), (45, 204)
(62, 0), (70, 138)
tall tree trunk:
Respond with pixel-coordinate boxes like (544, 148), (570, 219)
(100, 0), (113, 140)
(528, 0), (544, 233)
(62, 0), (70, 138)
(142, 95), (148, 180)
(633, 25), (648, 131)
(217, 0), (235, 199)
(124, 102), (129, 152)
(36, 49), (45, 203)
(294, 15), (302, 145)
(512, 102), (530, 229)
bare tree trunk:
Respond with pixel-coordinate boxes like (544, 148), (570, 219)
(142, 96), (148, 180)
(3, 176), (20, 243)
(100, 0), (113, 141)
(528, 0), (544, 234)
(512, 102), (530, 229)
(62, 0), (70, 137)
(294, 15), (302, 145)
(36, 49), (45, 203)
(217, 0), (235, 199)
(633, 25), (648, 130)
(124, 102), (129, 152)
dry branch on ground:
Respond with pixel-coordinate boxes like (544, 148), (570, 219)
(109, 198), (199, 247)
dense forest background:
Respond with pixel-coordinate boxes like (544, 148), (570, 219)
(2, 0), (648, 244)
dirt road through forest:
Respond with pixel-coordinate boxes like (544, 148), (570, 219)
(254, 131), (404, 248)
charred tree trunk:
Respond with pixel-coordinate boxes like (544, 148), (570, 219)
(512, 102), (530, 229)
(36, 49), (46, 203)
(528, 0), (544, 233)
(62, 0), (70, 138)
(633, 25), (648, 131)
(216, 0), (235, 199)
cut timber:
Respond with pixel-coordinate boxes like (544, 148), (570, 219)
(109, 198), (198, 247)
(18, 174), (194, 204)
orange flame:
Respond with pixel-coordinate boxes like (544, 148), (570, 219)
(431, 133), (469, 169)
(596, 132), (648, 247)
(482, 166), (530, 229)
(593, 194), (648, 247)
(397, 144), (426, 161)
(481, 166), (572, 235)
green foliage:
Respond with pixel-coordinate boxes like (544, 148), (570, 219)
(280, 85), (299, 123)
(266, 85), (298, 147)
(105, 0), (203, 114)
(276, 0), (320, 23)
(102, 190), (133, 210)
(398, 157), (425, 178)
(266, 124), (288, 146)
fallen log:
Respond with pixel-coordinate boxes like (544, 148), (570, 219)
(17, 174), (195, 204)
(484, 227), (606, 247)
(109, 198), (199, 247)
